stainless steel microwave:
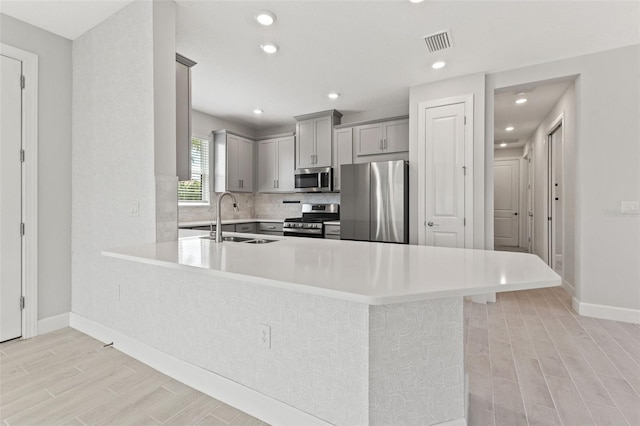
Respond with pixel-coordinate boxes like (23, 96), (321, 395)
(294, 167), (333, 192)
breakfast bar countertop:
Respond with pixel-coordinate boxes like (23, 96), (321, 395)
(103, 233), (561, 305)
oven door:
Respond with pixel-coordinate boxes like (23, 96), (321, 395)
(283, 228), (325, 238)
(294, 167), (332, 192)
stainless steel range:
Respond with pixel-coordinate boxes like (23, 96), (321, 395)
(283, 203), (339, 238)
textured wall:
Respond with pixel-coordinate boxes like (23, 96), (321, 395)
(104, 258), (370, 425)
(0, 14), (72, 320)
(72, 1), (157, 318)
(370, 297), (465, 425)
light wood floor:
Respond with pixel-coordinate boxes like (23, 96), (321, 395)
(0, 328), (268, 425)
(465, 287), (640, 426)
(1, 287), (638, 426)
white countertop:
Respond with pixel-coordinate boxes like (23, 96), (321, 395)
(179, 218), (284, 228)
(103, 233), (560, 305)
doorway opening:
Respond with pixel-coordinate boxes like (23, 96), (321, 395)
(548, 119), (564, 274)
(493, 76), (575, 264)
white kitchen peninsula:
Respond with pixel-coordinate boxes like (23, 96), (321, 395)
(102, 235), (559, 426)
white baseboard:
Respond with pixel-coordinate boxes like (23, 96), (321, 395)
(562, 279), (575, 296)
(37, 312), (70, 335)
(69, 313), (329, 426)
(572, 298), (640, 324)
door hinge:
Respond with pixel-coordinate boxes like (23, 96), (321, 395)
(20, 296), (25, 310)
(20, 222), (25, 236)
(20, 149), (25, 163)
(548, 217), (552, 221)
(21, 75), (25, 89)
(462, 166), (466, 175)
(464, 116), (467, 125)
(464, 218), (466, 226)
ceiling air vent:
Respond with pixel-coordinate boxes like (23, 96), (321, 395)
(423, 30), (452, 53)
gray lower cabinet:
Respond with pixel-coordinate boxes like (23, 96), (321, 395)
(324, 224), (341, 240)
(186, 224), (235, 232)
(235, 222), (257, 233)
(258, 222), (283, 236)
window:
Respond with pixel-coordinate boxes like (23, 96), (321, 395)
(178, 136), (210, 203)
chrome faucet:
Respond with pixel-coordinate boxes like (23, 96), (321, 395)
(214, 192), (239, 243)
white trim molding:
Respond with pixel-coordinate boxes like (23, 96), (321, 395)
(37, 312), (70, 335)
(1, 43), (39, 339)
(572, 298), (640, 324)
(69, 313), (331, 426)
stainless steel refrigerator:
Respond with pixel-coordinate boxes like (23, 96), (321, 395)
(340, 160), (408, 243)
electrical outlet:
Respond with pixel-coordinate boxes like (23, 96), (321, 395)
(259, 324), (271, 349)
(129, 200), (139, 217)
(114, 285), (120, 301)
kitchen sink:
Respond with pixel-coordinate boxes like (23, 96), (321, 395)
(200, 236), (277, 244)
(223, 236), (254, 242)
(244, 239), (278, 244)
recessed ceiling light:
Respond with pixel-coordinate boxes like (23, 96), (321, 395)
(327, 92), (340, 99)
(260, 43), (279, 54)
(255, 10), (276, 26)
(431, 61), (446, 69)
(253, 109), (263, 115)
(500, 143), (508, 147)
(409, 0), (424, 3)
(505, 126), (514, 132)
(515, 98), (528, 104)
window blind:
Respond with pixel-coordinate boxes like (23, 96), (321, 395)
(178, 136), (209, 202)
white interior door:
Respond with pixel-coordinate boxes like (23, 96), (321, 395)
(494, 159), (520, 247)
(1, 54), (23, 342)
(423, 103), (466, 248)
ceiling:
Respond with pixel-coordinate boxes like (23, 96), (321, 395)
(0, 0), (134, 40)
(2, 1), (639, 132)
(494, 78), (574, 150)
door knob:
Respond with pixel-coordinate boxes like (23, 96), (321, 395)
(513, 212), (518, 216)
(427, 221), (434, 227)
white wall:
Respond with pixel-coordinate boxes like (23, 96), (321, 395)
(522, 83), (577, 291)
(72, 1), (157, 319)
(409, 73), (486, 249)
(0, 14), (72, 320)
(494, 147), (523, 159)
(487, 45), (640, 314)
(192, 109), (256, 140)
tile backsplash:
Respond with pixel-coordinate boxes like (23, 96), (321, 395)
(254, 193), (340, 219)
(179, 192), (341, 222)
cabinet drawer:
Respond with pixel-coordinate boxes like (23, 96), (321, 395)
(258, 222), (283, 232)
(324, 224), (341, 237)
(235, 223), (257, 233)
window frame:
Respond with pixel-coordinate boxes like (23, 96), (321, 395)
(178, 135), (212, 206)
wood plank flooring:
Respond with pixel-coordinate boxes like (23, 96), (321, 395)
(0, 328), (268, 426)
(465, 287), (640, 426)
(1, 286), (638, 426)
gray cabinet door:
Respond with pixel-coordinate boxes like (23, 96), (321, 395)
(314, 116), (332, 167)
(258, 139), (276, 192)
(276, 136), (295, 191)
(297, 119), (315, 168)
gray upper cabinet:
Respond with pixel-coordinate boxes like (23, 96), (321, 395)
(354, 118), (409, 156)
(258, 135), (295, 192)
(295, 110), (342, 169)
(333, 127), (353, 191)
(213, 130), (254, 193)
